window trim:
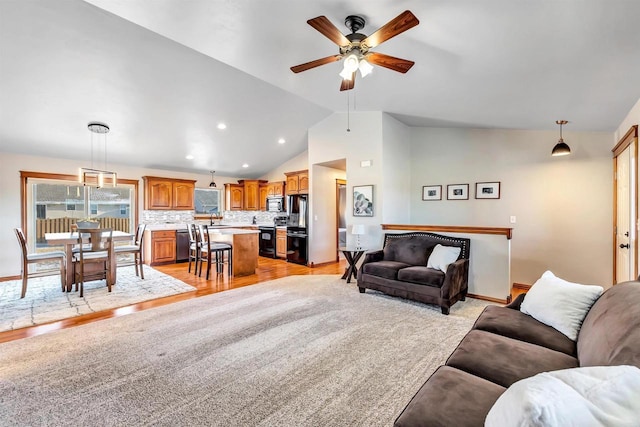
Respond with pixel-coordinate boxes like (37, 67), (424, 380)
(20, 171), (139, 240)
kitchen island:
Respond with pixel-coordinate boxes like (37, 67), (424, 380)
(207, 228), (259, 277)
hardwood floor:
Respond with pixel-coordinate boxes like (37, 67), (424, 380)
(0, 257), (346, 344)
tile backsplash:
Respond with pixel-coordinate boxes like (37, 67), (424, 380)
(142, 210), (284, 224)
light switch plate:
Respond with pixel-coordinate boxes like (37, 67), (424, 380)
(510, 216), (516, 224)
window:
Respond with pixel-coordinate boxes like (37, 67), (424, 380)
(194, 188), (222, 216)
(21, 172), (138, 252)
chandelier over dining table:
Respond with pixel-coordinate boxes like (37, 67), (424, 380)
(78, 121), (117, 188)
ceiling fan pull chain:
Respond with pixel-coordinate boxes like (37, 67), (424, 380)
(346, 92), (351, 132)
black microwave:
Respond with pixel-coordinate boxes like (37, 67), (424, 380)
(266, 196), (284, 212)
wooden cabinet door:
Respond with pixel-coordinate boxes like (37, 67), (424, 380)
(266, 183), (275, 197)
(276, 229), (287, 258)
(286, 175), (299, 194)
(230, 186), (244, 210)
(259, 185), (268, 211)
(298, 172), (309, 193)
(151, 231), (176, 264)
(244, 180), (260, 210)
(271, 181), (284, 196)
(147, 179), (173, 209)
(173, 182), (195, 209)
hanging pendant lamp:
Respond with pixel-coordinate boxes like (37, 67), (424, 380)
(78, 121), (117, 187)
(209, 170), (217, 187)
(552, 120), (571, 156)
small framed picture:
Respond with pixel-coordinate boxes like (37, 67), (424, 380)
(447, 184), (469, 200)
(475, 182), (501, 199)
(353, 185), (374, 217)
(422, 185), (442, 201)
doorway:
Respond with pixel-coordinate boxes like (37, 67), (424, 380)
(336, 179), (347, 261)
(613, 125), (638, 283)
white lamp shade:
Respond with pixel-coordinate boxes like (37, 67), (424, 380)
(358, 59), (373, 77)
(351, 224), (366, 235)
(343, 53), (359, 72)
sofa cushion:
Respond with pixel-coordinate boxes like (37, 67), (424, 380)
(520, 270), (603, 340)
(362, 261), (411, 281)
(578, 281), (640, 368)
(446, 330), (578, 387)
(383, 236), (435, 266)
(485, 365), (640, 427)
(397, 266), (445, 288)
(473, 305), (576, 356)
(426, 244), (461, 273)
(394, 366), (505, 427)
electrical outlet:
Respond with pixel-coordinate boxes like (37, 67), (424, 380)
(510, 216), (516, 224)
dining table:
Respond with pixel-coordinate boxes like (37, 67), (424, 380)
(45, 230), (133, 291)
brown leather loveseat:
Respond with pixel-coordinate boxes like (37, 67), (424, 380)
(357, 232), (470, 314)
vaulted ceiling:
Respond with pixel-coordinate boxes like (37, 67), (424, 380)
(2, 0), (640, 177)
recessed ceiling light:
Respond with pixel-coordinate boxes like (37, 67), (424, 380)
(278, 138), (286, 144)
(185, 154), (194, 160)
(242, 163), (249, 168)
(217, 123), (227, 130)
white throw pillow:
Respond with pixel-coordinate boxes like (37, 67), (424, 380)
(426, 244), (461, 273)
(520, 271), (603, 341)
(485, 365), (640, 427)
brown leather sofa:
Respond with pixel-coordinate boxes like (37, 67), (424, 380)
(357, 232), (470, 314)
(394, 281), (640, 426)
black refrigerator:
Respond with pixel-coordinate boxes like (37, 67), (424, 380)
(287, 194), (308, 265)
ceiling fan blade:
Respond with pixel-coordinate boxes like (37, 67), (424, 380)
(366, 52), (415, 73)
(361, 10), (419, 49)
(340, 73), (356, 91)
(291, 55), (342, 73)
(307, 16), (350, 46)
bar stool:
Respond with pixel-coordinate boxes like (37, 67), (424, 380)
(187, 223), (200, 275)
(197, 224), (232, 279)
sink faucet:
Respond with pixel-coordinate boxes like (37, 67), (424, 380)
(210, 212), (215, 226)
(252, 216), (257, 225)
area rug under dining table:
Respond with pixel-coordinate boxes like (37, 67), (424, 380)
(0, 266), (196, 332)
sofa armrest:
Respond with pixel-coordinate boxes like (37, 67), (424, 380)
(358, 250), (384, 280)
(441, 258), (469, 300)
(505, 292), (526, 309)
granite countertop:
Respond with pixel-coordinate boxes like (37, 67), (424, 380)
(207, 227), (260, 235)
(145, 222), (272, 231)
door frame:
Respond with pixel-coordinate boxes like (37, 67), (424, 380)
(335, 179), (347, 262)
(612, 125), (639, 283)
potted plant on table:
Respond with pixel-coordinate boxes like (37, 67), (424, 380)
(75, 217), (100, 230)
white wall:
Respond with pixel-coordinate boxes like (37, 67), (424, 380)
(381, 114), (411, 224)
(260, 150), (308, 183)
(615, 97), (640, 143)
(0, 151), (240, 277)
(409, 127), (613, 287)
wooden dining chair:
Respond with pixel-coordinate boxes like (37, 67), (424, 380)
(73, 228), (113, 297)
(14, 228), (66, 298)
(114, 224), (146, 279)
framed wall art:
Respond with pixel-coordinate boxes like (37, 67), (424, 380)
(353, 185), (374, 216)
(475, 182), (501, 199)
(422, 185), (442, 201)
(447, 184), (469, 200)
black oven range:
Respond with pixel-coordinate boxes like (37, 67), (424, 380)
(258, 215), (287, 258)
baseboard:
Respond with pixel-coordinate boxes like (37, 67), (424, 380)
(307, 260), (337, 268)
(512, 282), (531, 290)
(0, 275), (20, 282)
(467, 293), (509, 305)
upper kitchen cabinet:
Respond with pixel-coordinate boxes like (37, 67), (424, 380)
(225, 183), (244, 211)
(143, 176), (196, 210)
(285, 170), (308, 195)
(238, 179), (268, 211)
(259, 184), (269, 211)
(267, 181), (286, 197)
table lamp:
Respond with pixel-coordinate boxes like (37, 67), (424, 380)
(352, 224), (366, 249)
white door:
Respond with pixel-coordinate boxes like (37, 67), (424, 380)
(616, 144), (634, 283)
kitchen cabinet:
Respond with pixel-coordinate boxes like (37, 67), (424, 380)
(225, 184), (244, 210)
(285, 170), (308, 195)
(143, 230), (176, 265)
(267, 181), (285, 197)
(241, 179), (268, 211)
(143, 176), (196, 210)
(276, 228), (287, 258)
(259, 184), (268, 211)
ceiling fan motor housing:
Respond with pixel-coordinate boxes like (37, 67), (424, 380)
(344, 15), (365, 33)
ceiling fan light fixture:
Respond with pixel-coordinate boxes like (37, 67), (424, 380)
(339, 68), (353, 80)
(551, 120), (571, 157)
(343, 52), (360, 73)
(358, 58), (373, 77)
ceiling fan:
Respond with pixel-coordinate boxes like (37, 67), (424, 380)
(290, 10), (419, 91)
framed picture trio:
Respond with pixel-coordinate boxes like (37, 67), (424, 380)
(422, 182), (500, 201)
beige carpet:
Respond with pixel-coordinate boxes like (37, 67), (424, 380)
(0, 275), (488, 426)
(0, 266), (196, 332)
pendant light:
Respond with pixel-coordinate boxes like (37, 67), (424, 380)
(209, 170), (217, 187)
(552, 120), (571, 156)
(79, 121), (117, 188)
